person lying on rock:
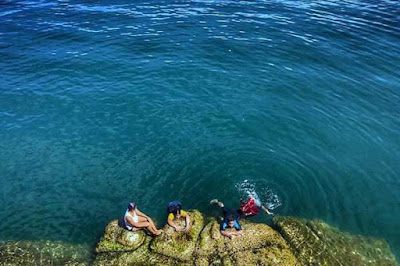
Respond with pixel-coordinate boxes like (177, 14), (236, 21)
(167, 201), (191, 233)
(211, 200), (243, 239)
(123, 202), (163, 236)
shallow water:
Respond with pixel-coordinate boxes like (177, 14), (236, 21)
(1, 0), (400, 259)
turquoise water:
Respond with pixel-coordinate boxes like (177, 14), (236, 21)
(1, 0), (400, 259)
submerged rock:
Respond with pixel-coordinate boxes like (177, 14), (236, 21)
(0, 240), (91, 266)
(273, 216), (398, 266)
(93, 211), (398, 265)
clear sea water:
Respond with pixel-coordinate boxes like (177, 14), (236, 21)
(1, 0), (399, 260)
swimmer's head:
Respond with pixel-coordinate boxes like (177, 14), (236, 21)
(240, 198), (248, 207)
(227, 215), (235, 228)
(128, 202), (136, 211)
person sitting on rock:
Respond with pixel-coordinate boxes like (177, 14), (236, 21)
(167, 201), (191, 233)
(123, 202), (162, 236)
(210, 200), (243, 239)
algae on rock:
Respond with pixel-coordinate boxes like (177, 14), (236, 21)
(94, 210), (204, 266)
(2, 212), (397, 266)
(150, 210), (205, 261)
(94, 236), (189, 266)
(96, 219), (146, 253)
(274, 216), (398, 266)
(0, 240), (91, 266)
(231, 246), (298, 266)
(196, 218), (226, 258)
(92, 211), (398, 266)
(194, 219), (297, 266)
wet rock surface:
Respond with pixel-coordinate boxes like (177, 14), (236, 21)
(273, 216), (398, 266)
(95, 212), (398, 265)
(150, 210), (205, 261)
(195, 218), (297, 266)
(95, 219), (146, 253)
(94, 236), (186, 266)
(1, 212), (397, 265)
(0, 240), (91, 266)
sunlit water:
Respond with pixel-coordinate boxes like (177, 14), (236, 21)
(1, 0), (399, 259)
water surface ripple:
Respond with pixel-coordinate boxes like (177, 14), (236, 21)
(1, 0), (400, 259)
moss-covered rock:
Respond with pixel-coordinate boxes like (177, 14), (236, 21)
(194, 218), (297, 265)
(2, 212), (397, 266)
(92, 211), (398, 266)
(194, 255), (233, 266)
(0, 240), (91, 266)
(231, 246), (297, 266)
(94, 236), (189, 266)
(273, 216), (398, 266)
(196, 218), (226, 258)
(150, 210), (205, 261)
(227, 220), (297, 265)
(225, 220), (289, 253)
(95, 219), (146, 253)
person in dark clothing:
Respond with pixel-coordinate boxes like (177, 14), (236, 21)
(210, 200), (243, 239)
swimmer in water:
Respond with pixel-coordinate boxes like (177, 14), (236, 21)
(239, 194), (274, 216)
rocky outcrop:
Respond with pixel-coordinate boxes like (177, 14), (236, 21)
(94, 211), (398, 266)
(0, 240), (91, 266)
(96, 219), (147, 253)
(273, 216), (397, 266)
(2, 212), (397, 265)
(94, 210), (298, 265)
(196, 218), (297, 265)
(150, 210), (205, 261)
(94, 236), (181, 266)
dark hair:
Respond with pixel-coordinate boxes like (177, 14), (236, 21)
(240, 199), (247, 206)
(228, 215), (234, 222)
(128, 202), (136, 211)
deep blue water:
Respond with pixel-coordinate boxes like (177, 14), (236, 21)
(1, 0), (400, 259)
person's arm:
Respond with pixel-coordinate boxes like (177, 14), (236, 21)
(261, 206), (273, 215)
(221, 230), (233, 239)
(185, 214), (191, 232)
(167, 214), (182, 231)
(232, 221), (243, 236)
(231, 230), (243, 236)
(168, 219), (181, 231)
(220, 222), (233, 239)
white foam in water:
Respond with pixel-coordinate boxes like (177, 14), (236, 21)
(235, 179), (282, 210)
